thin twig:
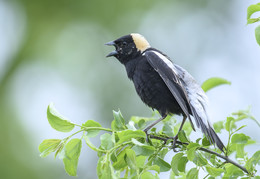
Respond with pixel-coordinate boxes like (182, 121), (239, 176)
(148, 134), (250, 174)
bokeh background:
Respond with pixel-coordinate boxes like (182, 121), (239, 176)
(1, 0), (260, 178)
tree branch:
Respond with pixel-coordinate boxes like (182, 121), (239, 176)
(148, 134), (250, 174)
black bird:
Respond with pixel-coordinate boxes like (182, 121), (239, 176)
(105, 33), (225, 152)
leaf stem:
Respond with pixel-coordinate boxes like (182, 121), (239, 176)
(148, 134), (250, 175)
(74, 124), (113, 132)
(64, 129), (84, 141)
(108, 141), (133, 153)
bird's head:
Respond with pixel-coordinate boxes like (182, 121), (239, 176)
(105, 33), (150, 63)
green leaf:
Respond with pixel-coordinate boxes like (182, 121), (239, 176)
(232, 107), (260, 128)
(232, 125), (247, 134)
(113, 149), (128, 170)
(245, 150), (260, 172)
(201, 77), (231, 92)
(127, 120), (137, 130)
(236, 144), (245, 158)
(256, 25), (260, 46)
(231, 133), (250, 144)
(187, 143), (200, 161)
(97, 154), (116, 179)
(193, 152), (208, 166)
(171, 152), (184, 176)
(63, 139), (82, 176)
(117, 130), (146, 144)
(202, 137), (210, 146)
(178, 130), (189, 143)
(186, 168), (198, 179)
(159, 148), (169, 159)
(130, 116), (155, 124)
(223, 163), (244, 177)
(208, 177), (215, 179)
(209, 155), (217, 166)
(131, 138), (145, 146)
(205, 166), (224, 177)
(141, 171), (156, 179)
(55, 142), (64, 158)
(178, 156), (188, 173)
(83, 135), (105, 152)
(136, 156), (147, 168)
(138, 119), (146, 129)
(247, 18), (260, 24)
(39, 139), (61, 157)
(162, 122), (174, 137)
(225, 117), (235, 132)
(146, 165), (160, 173)
(100, 133), (114, 150)
(132, 145), (155, 156)
(113, 110), (127, 131)
(170, 171), (175, 179)
(47, 103), (75, 132)
(247, 3), (260, 20)
(153, 157), (171, 172)
(213, 121), (224, 133)
(82, 120), (101, 137)
(125, 149), (137, 170)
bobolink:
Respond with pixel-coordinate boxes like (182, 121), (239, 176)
(105, 33), (225, 152)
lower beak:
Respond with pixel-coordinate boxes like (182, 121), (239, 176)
(105, 40), (118, 57)
(106, 50), (118, 57)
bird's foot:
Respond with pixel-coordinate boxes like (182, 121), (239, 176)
(170, 135), (179, 152)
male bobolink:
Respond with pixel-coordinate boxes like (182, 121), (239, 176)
(105, 33), (225, 152)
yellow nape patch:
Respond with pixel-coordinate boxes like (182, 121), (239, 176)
(131, 33), (150, 52)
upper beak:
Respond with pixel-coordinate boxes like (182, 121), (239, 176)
(105, 41), (118, 57)
(105, 41), (116, 46)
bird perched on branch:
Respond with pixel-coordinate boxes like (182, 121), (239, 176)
(105, 33), (225, 152)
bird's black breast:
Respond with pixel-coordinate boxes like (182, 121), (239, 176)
(125, 55), (184, 116)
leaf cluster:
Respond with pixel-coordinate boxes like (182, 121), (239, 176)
(247, 3), (260, 46)
(39, 104), (260, 178)
(39, 78), (260, 178)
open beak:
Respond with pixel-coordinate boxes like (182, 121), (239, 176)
(105, 41), (118, 57)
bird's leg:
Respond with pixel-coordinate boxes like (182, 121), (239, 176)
(144, 115), (167, 133)
(144, 115), (167, 142)
(171, 116), (187, 152)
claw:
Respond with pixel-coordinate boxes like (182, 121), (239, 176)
(170, 135), (179, 152)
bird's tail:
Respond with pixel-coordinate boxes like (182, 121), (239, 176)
(207, 125), (226, 152)
(190, 106), (226, 152)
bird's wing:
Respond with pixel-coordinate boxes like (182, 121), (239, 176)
(173, 64), (211, 135)
(144, 50), (225, 151)
(174, 64), (225, 151)
(143, 50), (195, 130)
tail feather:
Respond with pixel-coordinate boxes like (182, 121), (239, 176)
(208, 126), (225, 152)
(190, 106), (225, 152)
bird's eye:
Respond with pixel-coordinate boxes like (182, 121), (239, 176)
(122, 42), (127, 46)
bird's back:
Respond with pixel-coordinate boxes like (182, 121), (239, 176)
(125, 55), (187, 117)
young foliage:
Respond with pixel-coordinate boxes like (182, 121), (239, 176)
(201, 77), (231, 92)
(247, 3), (260, 46)
(47, 103), (75, 132)
(39, 78), (260, 178)
(39, 105), (260, 178)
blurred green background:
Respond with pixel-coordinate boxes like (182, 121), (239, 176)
(1, 0), (260, 178)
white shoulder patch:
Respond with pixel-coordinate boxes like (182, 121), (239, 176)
(145, 50), (179, 74)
